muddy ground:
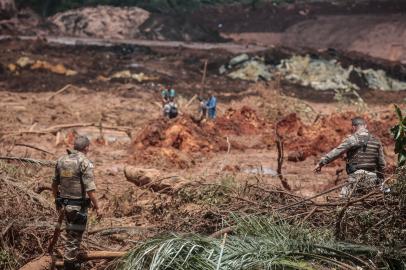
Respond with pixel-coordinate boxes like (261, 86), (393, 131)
(0, 1), (405, 268)
(192, 0), (406, 63)
(0, 38), (401, 203)
(0, 7), (405, 267)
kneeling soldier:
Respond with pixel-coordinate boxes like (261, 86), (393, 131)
(52, 136), (101, 270)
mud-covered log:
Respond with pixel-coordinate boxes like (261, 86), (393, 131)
(124, 166), (161, 187)
(124, 165), (187, 193)
(19, 251), (127, 270)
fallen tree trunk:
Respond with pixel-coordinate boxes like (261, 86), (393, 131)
(14, 143), (55, 155)
(19, 251), (127, 270)
(124, 165), (187, 193)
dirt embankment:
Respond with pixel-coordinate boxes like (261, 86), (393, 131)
(192, 1), (406, 63)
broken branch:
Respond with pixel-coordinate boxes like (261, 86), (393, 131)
(14, 143), (54, 156)
(5, 122), (132, 137)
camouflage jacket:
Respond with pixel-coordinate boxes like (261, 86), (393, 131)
(319, 127), (386, 177)
(53, 149), (96, 199)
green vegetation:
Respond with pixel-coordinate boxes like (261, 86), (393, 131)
(391, 105), (406, 167)
(118, 215), (401, 270)
(0, 250), (18, 270)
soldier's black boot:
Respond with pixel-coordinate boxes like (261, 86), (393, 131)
(64, 261), (81, 270)
(64, 261), (75, 270)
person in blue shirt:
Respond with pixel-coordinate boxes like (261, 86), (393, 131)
(206, 91), (217, 119)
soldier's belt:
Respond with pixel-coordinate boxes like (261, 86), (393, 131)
(59, 197), (91, 207)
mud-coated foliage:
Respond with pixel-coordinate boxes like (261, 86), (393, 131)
(391, 105), (406, 167)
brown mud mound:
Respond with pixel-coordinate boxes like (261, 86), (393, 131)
(49, 6), (150, 39)
(279, 111), (397, 162)
(216, 106), (265, 135)
(131, 107), (264, 167)
(48, 6), (224, 42)
(131, 115), (228, 168)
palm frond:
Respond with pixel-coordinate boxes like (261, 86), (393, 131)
(119, 215), (397, 270)
(0, 156), (56, 167)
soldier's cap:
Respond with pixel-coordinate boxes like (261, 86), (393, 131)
(351, 117), (366, 127)
(74, 135), (90, 151)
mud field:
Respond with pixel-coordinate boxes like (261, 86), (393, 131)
(1, 1), (406, 269)
(1, 37), (404, 267)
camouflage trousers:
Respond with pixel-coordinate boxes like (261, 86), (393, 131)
(64, 205), (87, 263)
(340, 170), (378, 198)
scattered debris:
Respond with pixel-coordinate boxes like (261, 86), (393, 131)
(278, 55), (406, 91)
(229, 54), (250, 67)
(110, 70), (158, 82)
(228, 60), (272, 81)
(222, 54), (406, 95)
(278, 55), (357, 91)
(361, 68), (406, 91)
(9, 57), (78, 76)
(31, 60), (77, 76)
(222, 54), (272, 82)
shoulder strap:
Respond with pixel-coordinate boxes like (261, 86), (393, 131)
(361, 134), (371, 152)
(78, 158), (87, 210)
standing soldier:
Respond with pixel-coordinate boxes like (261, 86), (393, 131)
(314, 117), (386, 197)
(52, 136), (101, 270)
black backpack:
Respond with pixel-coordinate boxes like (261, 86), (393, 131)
(168, 105), (178, 119)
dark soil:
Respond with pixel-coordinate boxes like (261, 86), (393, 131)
(0, 39), (250, 98)
(190, 0), (406, 33)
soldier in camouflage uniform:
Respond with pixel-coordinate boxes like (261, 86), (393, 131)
(314, 117), (386, 197)
(52, 136), (101, 270)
